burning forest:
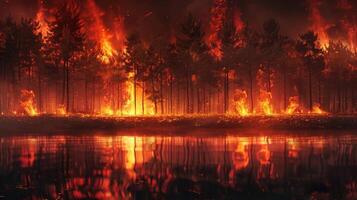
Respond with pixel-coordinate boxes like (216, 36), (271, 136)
(0, 0), (356, 118)
(1, 1), (357, 199)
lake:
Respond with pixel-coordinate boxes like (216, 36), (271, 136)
(0, 131), (357, 199)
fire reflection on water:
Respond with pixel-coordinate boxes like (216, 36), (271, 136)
(0, 134), (357, 199)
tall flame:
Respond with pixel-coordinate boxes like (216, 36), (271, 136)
(35, 0), (49, 38)
(285, 96), (302, 114)
(20, 90), (38, 116)
(206, 0), (227, 60)
(87, 0), (118, 64)
(309, 0), (330, 49)
(233, 89), (249, 116)
(257, 90), (274, 115)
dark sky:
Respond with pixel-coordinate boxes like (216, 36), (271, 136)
(0, 0), (355, 41)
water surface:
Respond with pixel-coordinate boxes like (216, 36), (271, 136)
(1, 132), (357, 199)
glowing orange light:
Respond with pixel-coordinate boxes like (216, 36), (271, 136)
(257, 90), (274, 115)
(20, 90), (38, 116)
(311, 103), (327, 114)
(56, 105), (66, 115)
(233, 89), (249, 116)
(285, 96), (302, 114)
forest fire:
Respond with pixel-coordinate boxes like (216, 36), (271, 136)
(1, 1), (357, 199)
(0, 0), (355, 118)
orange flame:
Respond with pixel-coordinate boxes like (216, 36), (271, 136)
(285, 96), (303, 114)
(257, 90), (274, 115)
(35, 0), (49, 38)
(233, 89), (249, 116)
(206, 0), (227, 60)
(87, 0), (118, 64)
(20, 90), (38, 116)
(56, 105), (67, 115)
(309, 0), (330, 49)
(311, 103), (327, 114)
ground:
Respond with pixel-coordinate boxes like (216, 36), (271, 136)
(0, 114), (356, 134)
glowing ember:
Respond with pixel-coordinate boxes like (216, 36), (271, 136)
(285, 96), (302, 114)
(257, 90), (274, 115)
(20, 90), (38, 116)
(233, 89), (249, 116)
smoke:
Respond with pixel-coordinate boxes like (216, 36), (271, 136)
(0, 0), (355, 46)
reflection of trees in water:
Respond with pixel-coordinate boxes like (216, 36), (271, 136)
(0, 135), (357, 199)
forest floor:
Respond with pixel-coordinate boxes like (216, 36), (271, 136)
(0, 114), (356, 134)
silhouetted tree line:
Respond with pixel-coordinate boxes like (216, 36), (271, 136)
(0, 3), (356, 115)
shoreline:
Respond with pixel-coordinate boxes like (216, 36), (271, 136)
(0, 115), (356, 134)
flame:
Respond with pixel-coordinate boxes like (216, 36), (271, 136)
(206, 0), (227, 60)
(285, 96), (303, 114)
(87, 0), (118, 64)
(35, 0), (49, 38)
(233, 8), (244, 33)
(101, 105), (114, 116)
(20, 90), (38, 116)
(56, 105), (66, 115)
(233, 89), (249, 116)
(309, 0), (330, 49)
(311, 103), (327, 114)
(257, 90), (274, 115)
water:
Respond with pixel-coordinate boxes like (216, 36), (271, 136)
(0, 132), (357, 199)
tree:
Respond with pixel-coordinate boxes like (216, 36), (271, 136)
(48, 2), (85, 112)
(219, 17), (240, 113)
(236, 28), (261, 112)
(296, 31), (325, 111)
(177, 13), (207, 114)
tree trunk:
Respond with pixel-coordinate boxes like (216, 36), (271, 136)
(249, 66), (254, 112)
(62, 61), (66, 106)
(85, 78), (88, 112)
(308, 68), (312, 111)
(283, 69), (287, 109)
(170, 75), (173, 114)
(66, 61), (70, 113)
(134, 69), (137, 115)
(186, 65), (190, 114)
(142, 81), (145, 115)
(37, 68), (42, 112)
(160, 72), (164, 115)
